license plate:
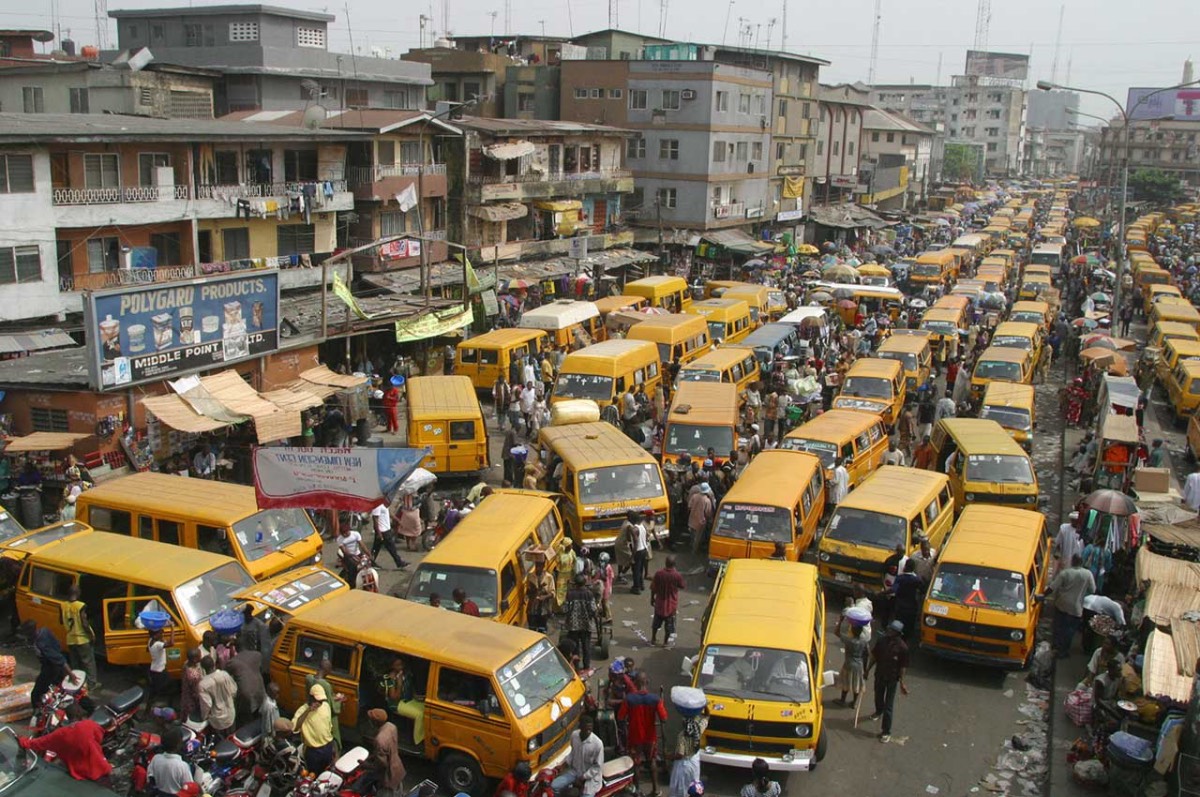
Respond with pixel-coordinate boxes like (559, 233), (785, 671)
(834, 572), (851, 583)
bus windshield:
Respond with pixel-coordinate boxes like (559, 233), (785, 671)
(555, 373), (614, 401)
(497, 639), (576, 719)
(666, 423), (734, 458)
(842, 376), (892, 399)
(826, 507), (907, 550)
(974, 361), (1023, 381)
(921, 320), (958, 335)
(232, 508), (316, 562)
(176, 561), (255, 626)
(407, 564), (498, 616)
(991, 336), (1032, 351)
(913, 263), (943, 277)
(779, 438), (836, 467)
(697, 645), (811, 704)
(677, 369), (722, 383)
(980, 405), (1032, 431)
(965, 454), (1034, 484)
(878, 352), (917, 371)
(929, 563), (1026, 613)
(578, 464), (665, 504)
(713, 504), (792, 543)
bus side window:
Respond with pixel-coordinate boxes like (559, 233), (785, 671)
(198, 524), (232, 556)
(459, 348), (478, 364)
(89, 506), (132, 535)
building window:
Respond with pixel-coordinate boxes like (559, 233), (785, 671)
(517, 92), (536, 111)
(712, 185), (723, 205)
(0, 246), (41, 285)
(149, 232), (181, 266)
(776, 142), (785, 161)
(735, 141), (748, 160)
(0, 155), (34, 193)
(30, 408), (68, 433)
(751, 142), (763, 160)
(284, 149), (318, 182)
(816, 140), (824, 156)
(987, 143), (998, 152)
(608, 88), (623, 99)
(138, 153), (171, 186)
(399, 140), (420, 163)
(758, 95), (767, 115)
(68, 87), (89, 113)
(222, 228), (250, 259)
(628, 89), (647, 110)
(383, 89), (410, 109)
(871, 132), (880, 142)
(659, 139), (679, 160)
(84, 154), (120, 189)
(376, 140), (395, 166)
(214, 151), (239, 183)
(574, 88), (589, 100)
(229, 21), (259, 42)
(184, 23), (214, 46)
(127, 25), (139, 39)
(886, 132), (895, 143)
(139, 87), (153, 106)
(151, 24), (165, 40)
(22, 87), (43, 113)
(277, 224), (316, 256)
(738, 93), (750, 114)
(798, 143), (807, 161)
(848, 141), (855, 156)
(712, 141), (726, 163)
(464, 81), (482, 100)
(777, 98), (787, 118)
(379, 210), (408, 237)
(346, 88), (368, 107)
(245, 149), (272, 183)
(86, 237), (119, 273)
(590, 88), (602, 99)
(655, 188), (676, 208)
(801, 102), (810, 119)
(296, 27), (326, 48)
(626, 136), (646, 159)
(832, 141), (840, 156)
(715, 91), (728, 112)
(661, 89), (680, 110)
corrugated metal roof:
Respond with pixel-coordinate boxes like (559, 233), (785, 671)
(0, 113), (369, 142)
(0, 329), (76, 355)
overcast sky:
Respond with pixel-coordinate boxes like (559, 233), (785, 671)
(12, 0), (1195, 120)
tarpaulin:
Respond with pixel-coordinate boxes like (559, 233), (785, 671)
(254, 446), (430, 511)
(394, 304), (473, 343)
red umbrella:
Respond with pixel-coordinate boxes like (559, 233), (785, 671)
(1082, 489), (1138, 516)
(837, 299), (858, 310)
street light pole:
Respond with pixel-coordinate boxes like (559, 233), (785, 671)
(1037, 78), (1200, 318)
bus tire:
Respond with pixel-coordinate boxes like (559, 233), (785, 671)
(439, 751), (485, 796)
(814, 730), (828, 764)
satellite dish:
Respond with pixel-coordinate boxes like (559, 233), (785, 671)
(302, 104), (328, 130)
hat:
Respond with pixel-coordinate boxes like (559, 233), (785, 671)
(1069, 511), (1080, 520)
(609, 659), (625, 674)
(66, 466), (81, 480)
(309, 684), (326, 701)
(598, 552), (610, 564)
(367, 708), (388, 723)
(751, 423), (759, 431)
(888, 620), (904, 634)
(699, 483), (713, 495)
(703, 459), (714, 468)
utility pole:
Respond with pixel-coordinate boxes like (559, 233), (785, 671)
(867, 0), (881, 85)
(780, 0), (787, 51)
(1049, 3), (1065, 84)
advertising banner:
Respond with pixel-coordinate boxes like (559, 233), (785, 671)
(1126, 87), (1200, 121)
(253, 446), (429, 511)
(86, 271), (279, 390)
(964, 50), (1030, 81)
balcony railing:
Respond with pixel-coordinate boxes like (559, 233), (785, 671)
(468, 169), (633, 185)
(347, 163), (446, 187)
(713, 201), (746, 220)
(51, 184), (191, 205)
(51, 180), (348, 206)
(61, 265), (197, 292)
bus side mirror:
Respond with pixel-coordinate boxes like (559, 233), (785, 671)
(821, 670), (838, 689)
(681, 656), (696, 678)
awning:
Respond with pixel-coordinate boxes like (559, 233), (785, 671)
(468, 202), (529, 222)
(483, 140), (535, 160)
(141, 394), (232, 434)
(394, 304), (474, 343)
(3, 432), (91, 453)
(260, 387), (326, 413)
(299, 365), (368, 390)
(200, 371), (300, 444)
(807, 203), (890, 230)
(533, 199), (583, 212)
(0, 329), (76, 356)
(700, 228), (776, 254)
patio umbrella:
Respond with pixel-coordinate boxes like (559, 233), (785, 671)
(1082, 488), (1138, 516)
(801, 269), (822, 279)
(506, 278), (534, 290)
(934, 218), (951, 226)
(395, 467), (437, 497)
(1079, 347), (1117, 367)
(1082, 335), (1136, 351)
(857, 264), (891, 277)
(832, 287), (857, 300)
(1092, 268), (1116, 280)
(1091, 292), (1112, 303)
(1073, 217), (1102, 229)
(1072, 317), (1099, 329)
(809, 291), (834, 303)
(823, 264), (860, 282)
(797, 244), (820, 255)
(742, 259), (768, 270)
(837, 299), (858, 310)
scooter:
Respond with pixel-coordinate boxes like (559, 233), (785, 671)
(30, 670), (89, 738)
(90, 686), (144, 756)
(530, 755), (637, 797)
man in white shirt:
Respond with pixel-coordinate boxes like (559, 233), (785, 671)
(336, 526), (364, 584)
(520, 382), (538, 429)
(521, 357), (537, 389)
(630, 517), (650, 595)
(830, 459), (850, 506)
(882, 440), (906, 467)
(551, 714), (605, 797)
(1054, 514), (1084, 573)
(934, 391), (957, 424)
(146, 726), (196, 796)
(193, 444), (216, 478)
(369, 503), (407, 569)
(1184, 466), (1200, 513)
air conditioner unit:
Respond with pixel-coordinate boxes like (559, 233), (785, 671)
(681, 89), (696, 101)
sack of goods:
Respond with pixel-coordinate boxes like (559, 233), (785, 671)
(670, 686), (707, 718)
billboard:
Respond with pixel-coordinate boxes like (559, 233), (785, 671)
(254, 446), (429, 511)
(1126, 87), (1200, 121)
(85, 271), (280, 390)
(964, 50), (1030, 81)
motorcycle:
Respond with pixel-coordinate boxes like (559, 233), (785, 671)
(530, 755), (637, 797)
(224, 731), (304, 797)
(197, 722), (264, 794)
(30, 670), (90, 738)
(292, 746), (372, 797)
(90, 686), (144, 757)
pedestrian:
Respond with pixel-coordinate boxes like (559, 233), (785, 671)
(687, 483), (715, 555)
(556, 543), (578, 609)
(563, 574), (598, 670)
(307, 658), (343, 751)
(890, 560), (923, 639)
(260, 682), (281, 739)
(370, 501), (408, 569)
(917, 394), (936, 440)
(366, 708), (407, 797)
(198, 655), (237, 734)
(145, 725), (194, 795)
(629, 513), (650, 595)
(908, 535), (937, 586)
(1147, 438), (1167, 468)
(336, 523), (365, 586)
(292, 684), (336, 774)
(898, 406), (917, 459)
(911, 434), (936, 470)
(62, 584), (98, 691)
(180, 647), (204, 721)
(738, 758), (781, 797)
(829, 457), (850, 507)
(145, 626), (172, 715)
(492, 374), (511, 428)
(667, 687), (707, 797)
(934, 390), (956, 424)
(651, 555), (686, 647)
(615, 510), (637, 584)
(25, 619), (73, 711)
(18, 704), (111, 784)
(551, 714), (604, 797)
(541, 353), (556, 398)
(525, 557), (555, 633)
(1053, 513), (1084, 573)
(619, 672), (667, 797)
(382, 378), (402, 434)
(882, 439), (906, 466)
(835, 613), (868, 708)
(225, 646), (265, 725)
(1046, 553), (1096, 658)
(520, 381), (538, 430)
(866, 620), (910, 743)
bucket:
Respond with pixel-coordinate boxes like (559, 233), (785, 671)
(137, 610), (171, 632)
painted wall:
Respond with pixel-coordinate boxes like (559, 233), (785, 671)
(0, 149), (73, 321)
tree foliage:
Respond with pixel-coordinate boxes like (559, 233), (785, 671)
(943, 143), (982, 182)
(1128, 169), (1185, 205)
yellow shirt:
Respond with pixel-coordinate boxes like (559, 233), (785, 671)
(63, 601), (90, 646)
(293, 701), (334, 748)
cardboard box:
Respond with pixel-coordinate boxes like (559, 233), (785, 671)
(1135, 467), (1172, 494)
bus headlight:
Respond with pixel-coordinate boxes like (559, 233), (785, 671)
(965, 493), (976, 501)
(527, 735), (542, 752)
(794, 724), (813, 738)
(1024, 495), (1036, 504)
(1010, 630), (1024, 641)
(583, 522), (594, 531)
(818, 551), (830, 562)
(924, 615), (937, 627)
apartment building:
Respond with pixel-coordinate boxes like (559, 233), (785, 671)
(0, 112), (362, 323)
(859, 107), (939, 210)
(813, 84), (869, 206)
(0, 59), (216, 118)
(108, 4), (431, 114)
(1097, 118), (1200, 189)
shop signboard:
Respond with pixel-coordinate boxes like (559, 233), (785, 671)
(84, 270), (280, 390)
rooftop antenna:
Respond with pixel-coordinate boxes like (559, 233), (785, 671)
(765, 17), (776, 50)
(609, 0), (618, 28)
(935, 50), (943, 85)
(721, 0), (734, 45)
(93, 0), (108, 50)
(419, 14), (431, 48)
(504, 0), (512, 35)
(867, 0), (881, 84)
(489, 10), (498, 36)
(973, 0), (991, 50)
(780, 0), (787, 51)
(1049, 3), (1065, 84)
(657, 0), (669, 38)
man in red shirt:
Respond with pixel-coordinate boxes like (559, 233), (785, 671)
(19, 711), (111, 783)
(650, 555), (686, 647)
(618, 672), (667, 796)
(453, 587), (481, 617)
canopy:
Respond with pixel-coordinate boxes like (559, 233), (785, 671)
(467, 202), (529, 222)
(700, 229), (775, 254)
(201, 371), (299, 443)
(1100, 413), (1139, 445)
(533, 199), (583, 212)
(482, 140), (535, 160)
(3, 432), (91, 453)
(142, 394), (232, 434)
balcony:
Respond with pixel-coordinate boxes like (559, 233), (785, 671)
(61, 265), (198, 293)
(466, 169), (635, 203)
(349, 231), (449, 273)
(51, 180), (353, 226)
(346, 164), (447, 202)
(472, 230), (634, 263)
(713, 202), (746, 220)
